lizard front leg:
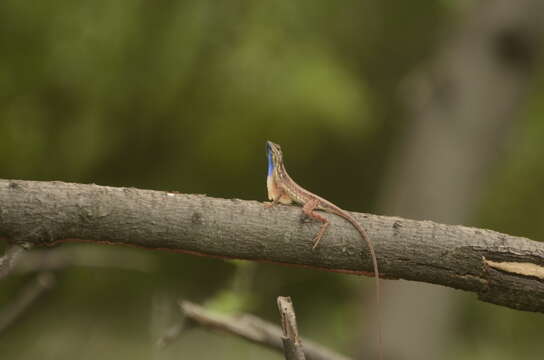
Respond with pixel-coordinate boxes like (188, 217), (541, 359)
(265, 189), (293, 208)
(302, 199), (330, 249)
(266, 177), (293, 208)
(264, 197), (280, 208)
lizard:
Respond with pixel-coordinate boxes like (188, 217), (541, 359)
(265, 140), (382, 357)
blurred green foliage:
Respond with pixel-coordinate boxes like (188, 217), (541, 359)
(1, 1), (543, 359)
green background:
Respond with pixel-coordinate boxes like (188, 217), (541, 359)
(1, 1), (543, 359)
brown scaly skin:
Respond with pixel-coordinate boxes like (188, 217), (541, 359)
(266, 140), (382, 358)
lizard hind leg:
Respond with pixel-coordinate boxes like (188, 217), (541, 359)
(302, 199), (330, 249)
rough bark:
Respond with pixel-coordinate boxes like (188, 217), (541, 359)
(0, 179), (543, 313)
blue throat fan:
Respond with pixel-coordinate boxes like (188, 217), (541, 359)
(267, 144), (274, 176)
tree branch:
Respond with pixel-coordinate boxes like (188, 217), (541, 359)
(0, 179), (543, 313)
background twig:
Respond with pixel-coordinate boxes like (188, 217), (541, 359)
(277, 296), (306, 360)
(0, 272), (56, 334)
(0, 244), (26, 280)
(174, 300), (350, 360)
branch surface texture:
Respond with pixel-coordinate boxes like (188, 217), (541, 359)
(1, 179), (543, 313)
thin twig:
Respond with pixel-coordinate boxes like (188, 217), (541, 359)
(277, 296), (306, 360)
(0, 272), (56, 334)
(151, 292), (183, 360)
(157, 322), (188, 349)
(172, 300), (351, 360)
(0, 244), (27, 280)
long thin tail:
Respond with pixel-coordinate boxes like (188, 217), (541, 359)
(336, 209), (382, 360)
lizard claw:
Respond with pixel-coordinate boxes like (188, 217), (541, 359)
(312, 235), (322, 250)
(264, 201), (275, 208)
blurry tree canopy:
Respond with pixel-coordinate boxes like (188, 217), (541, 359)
(1, 1), (544, 360)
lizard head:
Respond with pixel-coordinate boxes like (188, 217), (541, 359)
(266, 141), (283, 176)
